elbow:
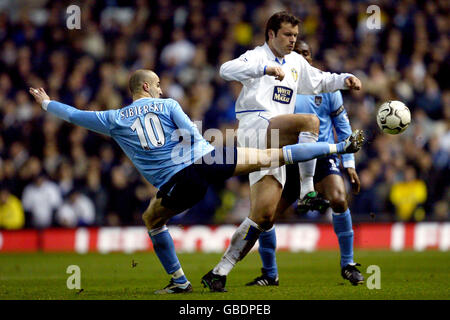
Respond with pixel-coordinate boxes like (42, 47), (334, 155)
(219, 64), (228, 80)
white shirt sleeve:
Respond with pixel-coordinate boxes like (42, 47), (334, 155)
(297, 55), (354, 95)
(220, 50), (266, 82)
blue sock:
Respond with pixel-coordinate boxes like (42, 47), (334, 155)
(258, 227), (278, 279)
(332, 209), (354, 268)
(149, 227), (188, 284)
(283, 142), (339, 164)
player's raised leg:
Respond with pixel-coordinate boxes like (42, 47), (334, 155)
(315, 173), (364, 285)
(142, 198), (193, 294)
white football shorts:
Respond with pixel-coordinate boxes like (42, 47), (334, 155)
(236, 111), (286, 187)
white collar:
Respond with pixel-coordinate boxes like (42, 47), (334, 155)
(263, 42), (286, 65)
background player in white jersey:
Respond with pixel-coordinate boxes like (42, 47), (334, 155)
(29, 69), (364, 294)
(246, 41), (364, 287)
(202, 12), (362, 292)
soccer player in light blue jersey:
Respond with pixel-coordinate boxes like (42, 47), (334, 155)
(29, 69), (364, 294)
(247, 41), (364, 287)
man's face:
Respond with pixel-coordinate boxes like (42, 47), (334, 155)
(296, 42), (312, 64)
(144, 74), (163, 98)
(270, 22), (299, 57)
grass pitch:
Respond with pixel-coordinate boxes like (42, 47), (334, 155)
(0, 250), (448, 300)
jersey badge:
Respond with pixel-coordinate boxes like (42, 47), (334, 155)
(291, 68), (298, 81)
(314, 96), (323, 106)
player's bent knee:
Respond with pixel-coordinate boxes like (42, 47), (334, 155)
(301, 114), (320, 133)
(330, 197), (348, 213)
(142, 210), (154, 228)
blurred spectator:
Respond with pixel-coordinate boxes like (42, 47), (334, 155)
(352, 168), (383, 216)
(160, 28), (195, 69)
(215, 177), (251, 224)
(0, 184), (25, 229)
(82, 158), (108, 225)
(56, 190), (95, 228)
(106, 166), (136, 226)
(389, 165), (427, 221)
(22, 173), (62, 228)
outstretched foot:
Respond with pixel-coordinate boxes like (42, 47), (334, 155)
(341, 130), (365, 154)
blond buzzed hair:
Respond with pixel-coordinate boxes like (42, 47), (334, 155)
(128, 69), (157, 95)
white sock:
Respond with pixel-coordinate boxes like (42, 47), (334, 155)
(298, 132), (318, 199)
(172, 267), (185, 280)
(213, 218), (263, 276)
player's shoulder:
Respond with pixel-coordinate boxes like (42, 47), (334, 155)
(323, 91), (343, 112)
(242, 44), (266, 59)
(322, 90), (342, 99)
(285, 51), (307, 65)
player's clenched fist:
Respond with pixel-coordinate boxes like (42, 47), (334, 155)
(265, 66), (285, 81)
(345, 76), (362, 90)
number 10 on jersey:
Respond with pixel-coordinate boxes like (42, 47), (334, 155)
(131, 113), (165, 150)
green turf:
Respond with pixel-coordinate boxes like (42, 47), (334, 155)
(0, 250), (448, 300)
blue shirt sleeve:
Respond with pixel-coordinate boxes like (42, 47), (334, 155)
(170, 100), (201, 136)
(329, 92), (355, 167)
(47, 101), (113, 136)
(329, 90), (343, 111)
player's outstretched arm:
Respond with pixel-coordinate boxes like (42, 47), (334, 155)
(29, 87), (112, 136)
(296, 57), (362, 94)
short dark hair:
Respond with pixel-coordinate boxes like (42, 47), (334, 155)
(265, 11), (301, 42)
(294, 40), (311, 55)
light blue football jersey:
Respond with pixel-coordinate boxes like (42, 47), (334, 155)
(47, 98), (214, 188)
(294, 91), (354, 166)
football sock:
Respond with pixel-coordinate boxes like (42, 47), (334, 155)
(258, 226), (278, 279)
(332, 209), (354, 268)
(149, 226), (188, 284)
(172, 267), (189, 285)
(298, 132), (318, 199)
(283, 141), (341, 164)
(213, 218), (264, 276)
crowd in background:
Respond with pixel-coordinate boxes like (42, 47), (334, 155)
(0, 0), (448, 229)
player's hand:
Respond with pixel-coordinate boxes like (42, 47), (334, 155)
(29, 87), (50, 105)
(266, 66), (285, 81)
(345, 76), (361, 90)
(346, 167), (360, 194)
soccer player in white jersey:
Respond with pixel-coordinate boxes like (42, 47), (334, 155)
(202, 12), (362, 292)
(29, 69), (364, 294)
(246, 41), (364, 287)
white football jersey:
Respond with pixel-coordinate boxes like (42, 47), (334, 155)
(220, 42), (354, 117)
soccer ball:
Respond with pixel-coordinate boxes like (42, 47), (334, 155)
(376, 101), (411, 134)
